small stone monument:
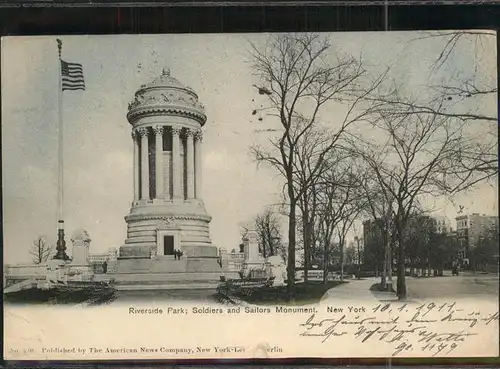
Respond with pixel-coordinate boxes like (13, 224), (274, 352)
(71, 229), (91, 265)
(241, 230), (266, 279)
(266, 255), (287, 287)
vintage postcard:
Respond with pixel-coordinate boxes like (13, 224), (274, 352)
(2, 32), (498, 360)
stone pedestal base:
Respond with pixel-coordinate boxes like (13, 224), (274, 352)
(118, 184), (221, 288)
(68, 264), (94, 278)
(119, 245), (153, 259)
(46, 259), (72, 282)
(113, 252), (223, 289)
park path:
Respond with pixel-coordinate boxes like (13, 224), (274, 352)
(321, 272), (499, 304)
(320, 277), (398, 303)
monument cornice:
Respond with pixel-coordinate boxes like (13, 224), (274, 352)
(124, 213), (212, 223)
(127, 106), (207, 126)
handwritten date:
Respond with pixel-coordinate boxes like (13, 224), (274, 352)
(299, 302), (498, 357)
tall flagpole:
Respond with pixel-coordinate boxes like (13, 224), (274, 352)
(54, 38), (69, 260)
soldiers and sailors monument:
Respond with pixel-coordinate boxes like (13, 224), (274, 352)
(3, 66), (244, 293)
(113, 67), (223, 285)
(3, 62), (280, 296)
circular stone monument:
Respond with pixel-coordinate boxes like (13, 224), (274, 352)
(116, 68), (221, 279)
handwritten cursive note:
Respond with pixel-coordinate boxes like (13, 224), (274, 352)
(299, 302), (499, 357)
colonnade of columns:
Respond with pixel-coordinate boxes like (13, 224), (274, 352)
(131, 125), (203, 203)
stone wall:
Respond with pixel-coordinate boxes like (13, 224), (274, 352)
(4, 264), (47, 278)
(224, 252), (244, 272)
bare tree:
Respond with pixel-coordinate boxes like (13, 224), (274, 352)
(249, 33), (383, 299)
(405, 211), (436, 277)
(358, 170), (397, 289)
(315, 152), (360, 283)
(351, 30), (496, 299)
(294, 126), (336, 283)
(357, 90), (492, 299)
(366, 89), (496, 194)
(336, 195), (364, 282)
(378, 30), (497, 189)
(30, 236), (53, 264)
(402, 31), (496, 123)
(316, 175), (342, 283)
(254, 208), (283, 258)
(241, 208), (285, 260)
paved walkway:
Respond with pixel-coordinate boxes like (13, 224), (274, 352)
(320, 277), (399, 303)
(405, 273), (498, 301)
(321, 273), (499, 304)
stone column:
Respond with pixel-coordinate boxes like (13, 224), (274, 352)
(186, 129), (195, 199)
(138, 127), (149, 200)
(154, 125), (164, 199)
(132, 130), (139, 203)
(194, 130), (203, 199)
(172, 127), (182, 201)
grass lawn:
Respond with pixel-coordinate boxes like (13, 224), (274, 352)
(233, 280), (347, 306)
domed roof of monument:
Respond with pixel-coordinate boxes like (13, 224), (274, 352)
(139, 68), (196, 94)
(127, 67), (207, 126)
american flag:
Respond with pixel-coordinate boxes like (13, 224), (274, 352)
(61, 60), (85, 91)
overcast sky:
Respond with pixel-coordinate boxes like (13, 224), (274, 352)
(2, 32), (498, 264)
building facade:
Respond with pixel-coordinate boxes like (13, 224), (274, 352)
(455, 213), (499, 262)
(434, 215), (452, 234)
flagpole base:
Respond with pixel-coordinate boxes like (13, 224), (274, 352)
(53, 223), (70, 261)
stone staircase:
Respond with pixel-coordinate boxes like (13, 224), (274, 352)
(110, 255), (230, 290)
(108, 271), (225, 290)
(151, 257), (188, 273)
(115, 257), (187, 274)
(110, 272), (222, 283)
